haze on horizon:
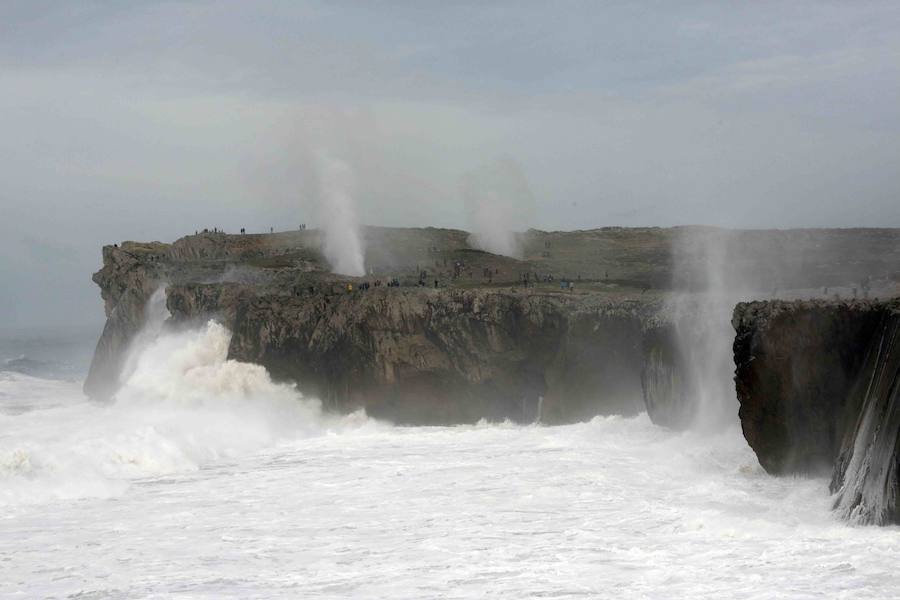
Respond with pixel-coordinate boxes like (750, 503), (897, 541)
(2, 1), (899, 329)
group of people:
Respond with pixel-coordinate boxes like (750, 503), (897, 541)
(196, 224), (309, 236)
(517, 271), (578, 290)
(345, 278), (403, 293)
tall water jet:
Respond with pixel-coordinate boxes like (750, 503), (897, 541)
(677, 228), (744, 431)
(118, 286), (169, 386)
(315, 153), (365, 277)
(644, 228), (746, 431)
(461, 157), (535, 258)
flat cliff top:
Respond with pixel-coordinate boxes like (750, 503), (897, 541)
(733, 297), (900, 331)
(97, 225), (900, 303)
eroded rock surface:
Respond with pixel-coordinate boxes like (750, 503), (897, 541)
(733, 299), (900, 524)
(86, 226), (900, 427)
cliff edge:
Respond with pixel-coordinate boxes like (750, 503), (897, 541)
(86, 226), (900, 428)
(733, 299), (900, 524)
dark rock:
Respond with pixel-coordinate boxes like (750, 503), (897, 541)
(733, 299), (900, 524)
(85, 226), (900, 429)
(170, 284), (657, 425)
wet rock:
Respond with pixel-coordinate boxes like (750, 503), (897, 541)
(733, 299), (900, 524)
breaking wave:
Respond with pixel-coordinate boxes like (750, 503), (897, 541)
(0, 316), (379, 506)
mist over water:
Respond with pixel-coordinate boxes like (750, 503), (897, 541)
(5, 400), (900, 597)
(1, 235), (897, 596)
(668, 228), (761, 431)
(0, 299), (375, 507)
(3, 290), (900, 596)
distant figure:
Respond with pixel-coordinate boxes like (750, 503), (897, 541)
(434, 280), (438, 288)
(270, 227), (274, 234)
(347, 283), (353, 293)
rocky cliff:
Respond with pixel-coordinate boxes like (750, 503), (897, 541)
(85, 227), (680, 425)
(733, 299), (900, 524)
(86, 226), (900, 427)
(168, 284), (660, 424)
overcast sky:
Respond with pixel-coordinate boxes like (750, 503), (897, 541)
(2, 1), (899, 329)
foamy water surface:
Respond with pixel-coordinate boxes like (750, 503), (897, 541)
(1, 321), (899, 599)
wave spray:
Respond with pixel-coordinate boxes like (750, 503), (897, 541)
(315, 153), (366, 276)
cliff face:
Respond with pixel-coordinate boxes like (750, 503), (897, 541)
(85, 228), (679, 424)
(83, 242), (169, 400)
(641, 323), (694, 428)
(167, 284), (656, 424)
(86, 226), (900, 429)
(733, 299), (900, 524)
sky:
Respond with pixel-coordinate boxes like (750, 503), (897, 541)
(1, 1), (899, 329)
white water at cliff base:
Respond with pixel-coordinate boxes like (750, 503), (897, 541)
(2, 326), (900, 598)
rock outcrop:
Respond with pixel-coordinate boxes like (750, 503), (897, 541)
(733, 299), (900, 524)
(168, 284), (658, 424)
(85, 228), (679, 424)
(86, 226), (900, 429)
(83, 242), (169, 400)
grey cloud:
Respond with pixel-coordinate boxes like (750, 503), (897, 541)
(1, 1), (899, 328)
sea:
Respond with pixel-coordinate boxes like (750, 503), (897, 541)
(1, 318), (899, 599)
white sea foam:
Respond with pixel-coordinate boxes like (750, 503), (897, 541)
(2, 313), (900, 597)
(3, 410), (900, 598)
(0, 318), (377, 507)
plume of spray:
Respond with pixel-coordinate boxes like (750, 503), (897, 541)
(462, 157), (536, 259)
(668, 228), (752, 432)
(0, 285), (378, 505)
(314, 153), (366, 276)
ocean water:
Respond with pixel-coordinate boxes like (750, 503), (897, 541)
(1, 322), (899, 599)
